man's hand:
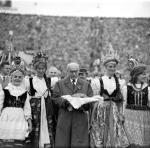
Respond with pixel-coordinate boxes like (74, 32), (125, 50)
(67, 105), (73, 111)
(62, 99), (72, 108)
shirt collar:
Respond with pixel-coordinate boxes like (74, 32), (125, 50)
(70, 78), (78, 85)
(103, 75), (114, 80)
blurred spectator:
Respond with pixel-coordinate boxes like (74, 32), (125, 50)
(48, 66), (60, 77)
(48, 66), (61, 89)
(148, 74), (150, 86)
(87, 70), (103, 96)
(78, 66), (88, 80)
(0, 61), (10, 76)
(0, 61), (11, 88)
(11, 56), (25, 69)
(115, 70), (126, 89)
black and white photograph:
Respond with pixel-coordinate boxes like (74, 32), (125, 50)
(0, 0), (150, 147)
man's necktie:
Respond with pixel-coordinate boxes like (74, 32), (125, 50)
(3, 76), (5, 82)
(72, 79), (76, 90)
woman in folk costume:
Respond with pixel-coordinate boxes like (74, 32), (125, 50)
(0, 65), (32, 147)
(27, 52), (55, 148)
(122, 60), (150, 147)
(90, 47), (129, 148)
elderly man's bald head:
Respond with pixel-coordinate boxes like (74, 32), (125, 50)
(67, 62), (79, 71)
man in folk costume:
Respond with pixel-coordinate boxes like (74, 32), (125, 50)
(27, 52), (55, 148)
(90, 46), (129, 148)
(53, 62), (93, 148)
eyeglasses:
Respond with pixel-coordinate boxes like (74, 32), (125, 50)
(70, 70), (78, 73)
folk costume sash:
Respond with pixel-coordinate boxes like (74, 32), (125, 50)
(29, 76), (50, 148)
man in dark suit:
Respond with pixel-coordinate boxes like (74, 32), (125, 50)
(53, 62), (93, 148)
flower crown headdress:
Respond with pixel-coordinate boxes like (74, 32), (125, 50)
(10, 56), (26, 75)
(101, 43), (120, 65)
(10, 67), (26, 76)
(32, 51), (48, 67)
(127, 57), (139, 71)
(127, 56), (146, 78)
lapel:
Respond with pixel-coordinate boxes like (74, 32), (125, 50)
(64, 77), (74, 92)
(64, 77), (83, 93)
(74, 78), (83, 93)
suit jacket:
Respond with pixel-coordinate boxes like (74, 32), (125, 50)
(53, 76), (93, 148)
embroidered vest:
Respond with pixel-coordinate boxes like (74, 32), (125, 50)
(3, 89), (27, 108)
(29, 76), (55, 117)
(100, 75), (123, 102)
(126, 85), (149, 110)
(29, 76), (52, 96)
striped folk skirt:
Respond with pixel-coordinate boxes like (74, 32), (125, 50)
(125, 109), (150, 147)
(90, 101), (129, 148)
